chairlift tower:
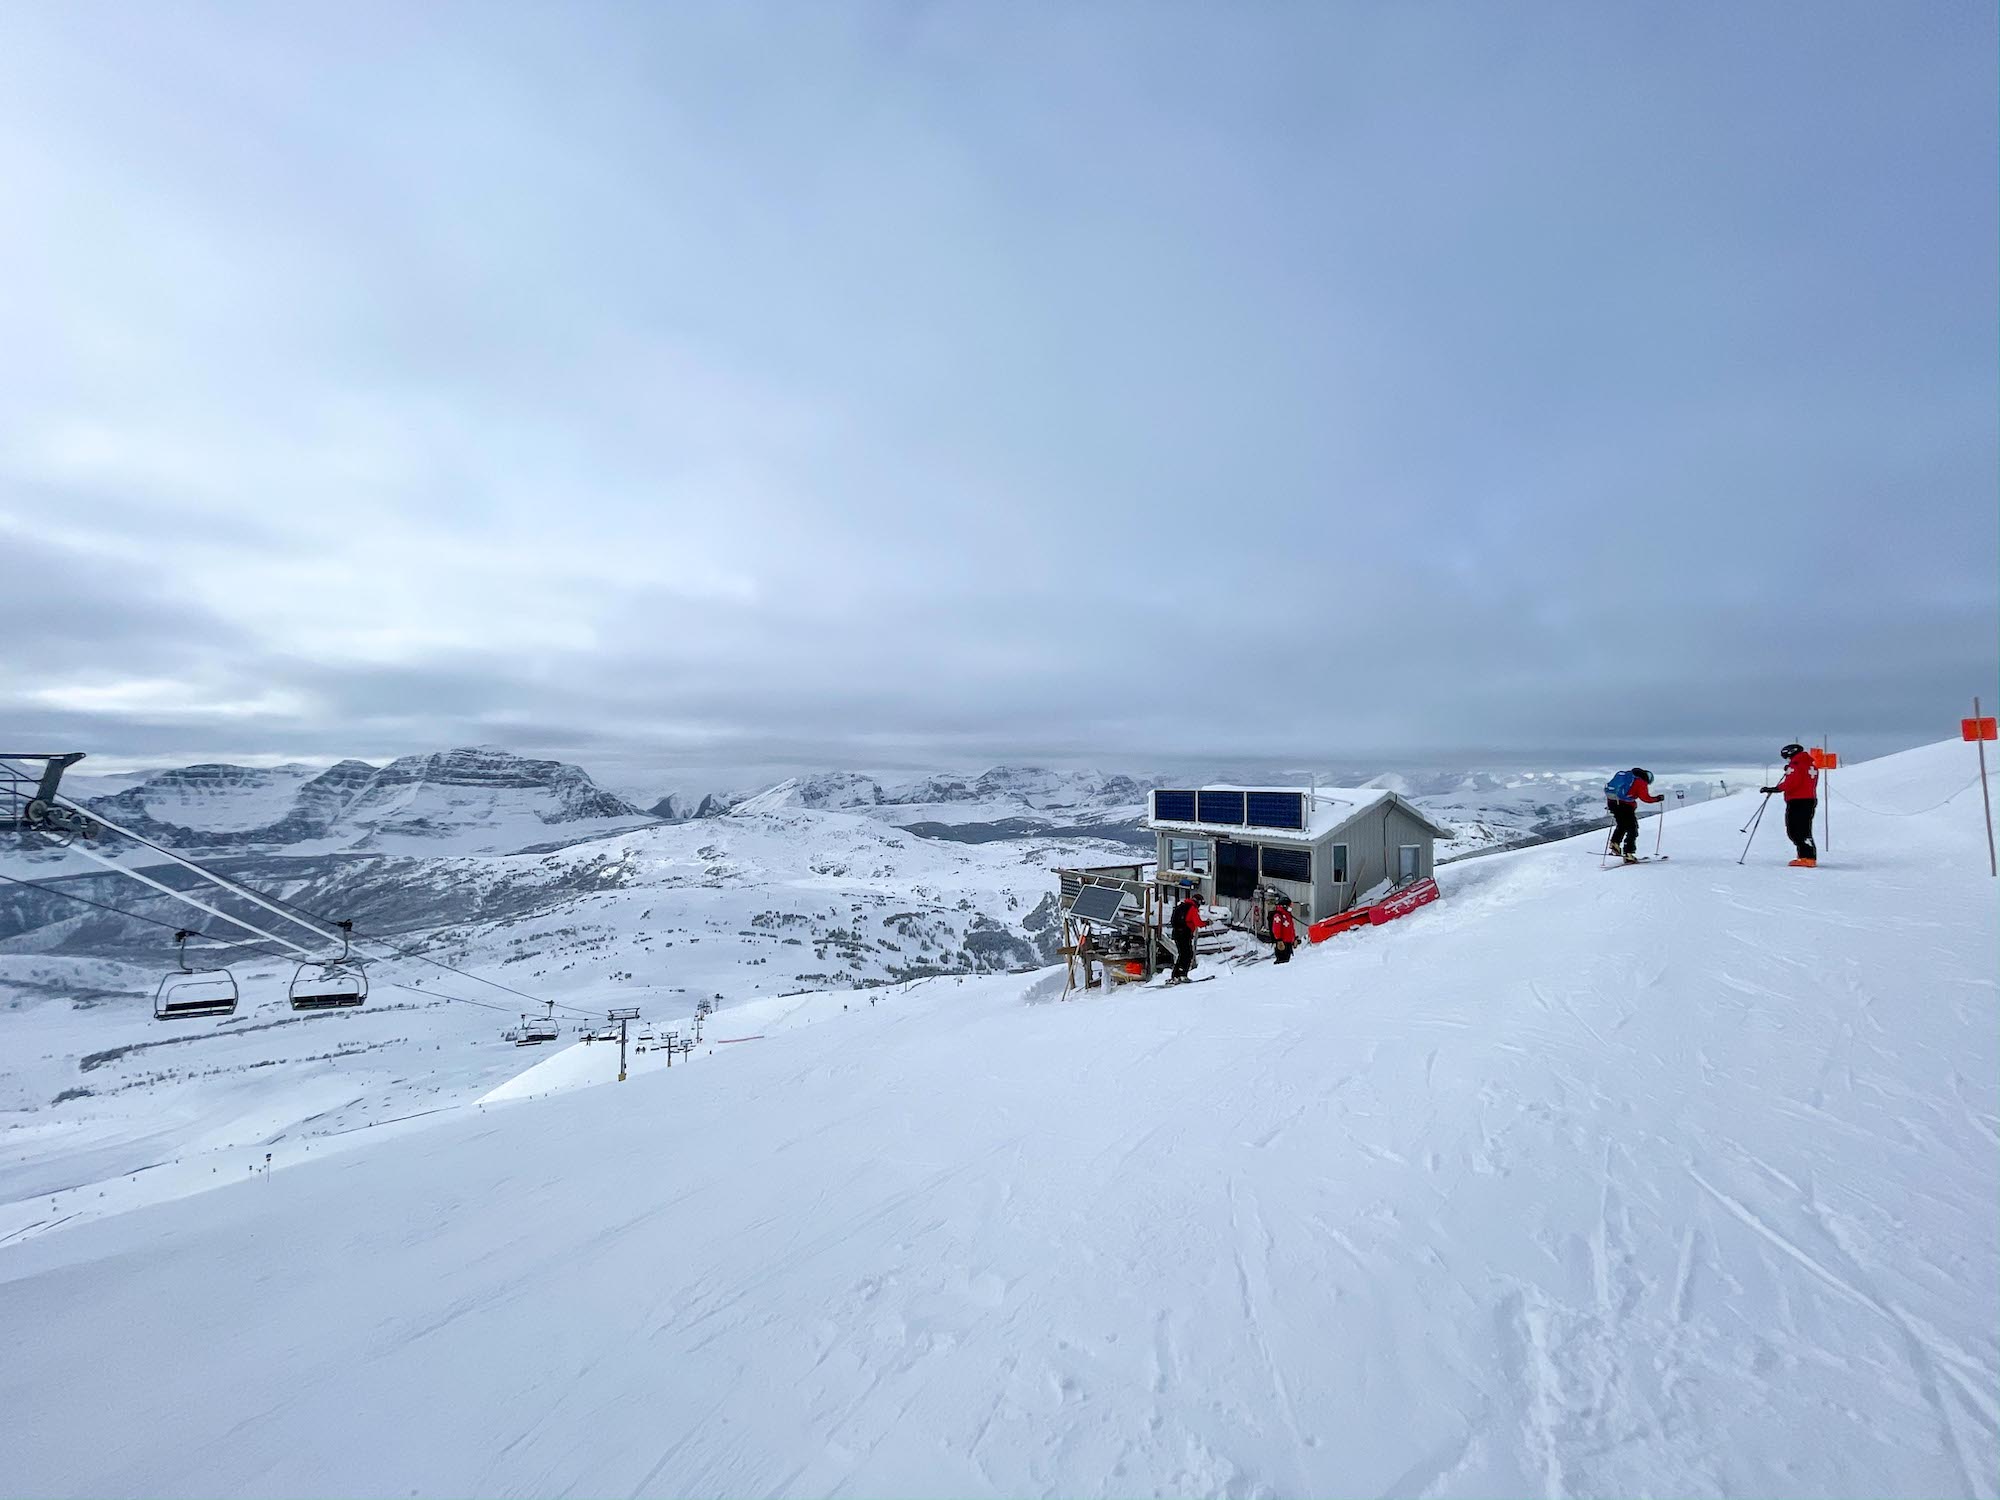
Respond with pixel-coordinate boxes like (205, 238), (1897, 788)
(1, 753), (100, 841)
(607, 1006), (641, 1082)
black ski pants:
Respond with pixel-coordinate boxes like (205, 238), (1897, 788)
(1171, 929), (1195, 980)
(1606, 798), (1640, 856)
(1785, 797), (1818, 860)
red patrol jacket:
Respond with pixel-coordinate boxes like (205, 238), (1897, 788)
(1627, 775), (1663, 805)
(1777, 752), (1819, 801)
(1269, 906), (1297, 944)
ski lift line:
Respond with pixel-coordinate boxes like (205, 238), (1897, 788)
(8, 758), (607, 1025)
(0, 867), (514, 1019)
(0, 869), (297, 962)
(32, 780), (597, 1017)
(24, 785), (343, 946)
(56, 839), (316, 956)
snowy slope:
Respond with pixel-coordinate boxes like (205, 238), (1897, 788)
(1, 741), (1995, 1497)
(0, 805), (1137, 1208)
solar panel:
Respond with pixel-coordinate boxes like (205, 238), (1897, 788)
(1197, 790), (1246, 825)
(1067, 884), (1128, 923)
(1152, 789), (1197, 822)
(1246, 791), (1305, 830)
(1261, 846), (1311, 882)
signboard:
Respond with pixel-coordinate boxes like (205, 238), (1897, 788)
(1962, 718), (1998, 742)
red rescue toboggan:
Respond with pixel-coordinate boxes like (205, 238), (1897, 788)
(1306, 877), (1440, 944)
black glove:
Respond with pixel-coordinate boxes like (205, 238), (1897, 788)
(1758, 786), (1775, 795)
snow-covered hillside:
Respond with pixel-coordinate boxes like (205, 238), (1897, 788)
(1, 740), (1993, 1497)
(0, 803), (1138, 1206)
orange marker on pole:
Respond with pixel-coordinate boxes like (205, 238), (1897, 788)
(1965, 698), (1998, 878)
(1812, 743), (1838, 853)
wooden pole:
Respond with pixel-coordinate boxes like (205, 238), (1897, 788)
(1979, 696), (1997, 879)
(1823, 729), (1831, 854)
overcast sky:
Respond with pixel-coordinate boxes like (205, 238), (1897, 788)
(2, 3), (1994, 784)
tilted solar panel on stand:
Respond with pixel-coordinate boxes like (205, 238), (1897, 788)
(1197, 790), (1246, 825)
(1152, 789), (1197, 822)
(1066, 884), (1129, 923)
(1245, 791), (1305, 830)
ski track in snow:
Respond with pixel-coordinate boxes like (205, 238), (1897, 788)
(0, 741), (1994, 1497)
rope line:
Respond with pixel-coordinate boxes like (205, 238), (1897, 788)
(1828, 772), (1989, 818)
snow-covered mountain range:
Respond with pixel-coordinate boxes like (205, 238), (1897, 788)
(68, 747), (651, 856)
(60, 748), (1756, 864)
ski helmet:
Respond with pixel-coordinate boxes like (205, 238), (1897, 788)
(1780, 743), (1805, 759)
(1631, 767), (1652, 782)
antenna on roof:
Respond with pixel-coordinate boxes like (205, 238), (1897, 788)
(1309, 773), (1316, 813)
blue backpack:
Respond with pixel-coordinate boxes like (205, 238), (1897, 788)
(1605, 770), (1636, 801)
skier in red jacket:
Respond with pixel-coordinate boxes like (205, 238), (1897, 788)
(1269, 895), (1299, 964)
(1168, 887), (1205, 982)
(1761, 744), (1819, 868)
(1604, 767), (1663, 864)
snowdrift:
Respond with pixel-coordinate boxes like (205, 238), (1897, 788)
(1, 741), (1994, 1498)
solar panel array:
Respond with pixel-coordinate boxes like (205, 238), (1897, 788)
(1153, 787), (1310, 831)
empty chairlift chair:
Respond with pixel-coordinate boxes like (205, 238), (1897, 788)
(289, 919), (368, 1012)
(153, 929), (239, 1021)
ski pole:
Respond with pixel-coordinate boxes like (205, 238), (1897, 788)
(1737, 793), (1771, 864)
(1739, 790), (1773, 835)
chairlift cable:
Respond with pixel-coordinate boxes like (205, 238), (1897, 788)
(8, 758), (615, 1024)
(17, 781), (343, 946)
(0, 870), (535, 1019)
(57, 838), (317, 955)
(0, 869), (295, 961)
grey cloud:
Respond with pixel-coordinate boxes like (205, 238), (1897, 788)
(0, 2), (1991, 783)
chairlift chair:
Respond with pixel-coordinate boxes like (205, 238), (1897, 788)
(519, 1014), (559, 1045)
(289, 919), (368, 1012)
(153, 930), (239, 1021)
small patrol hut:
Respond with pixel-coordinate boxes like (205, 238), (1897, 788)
(1146, 784), (1451, 927)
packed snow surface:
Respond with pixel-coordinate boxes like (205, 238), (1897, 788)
(2, 741), (1995, 1497)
